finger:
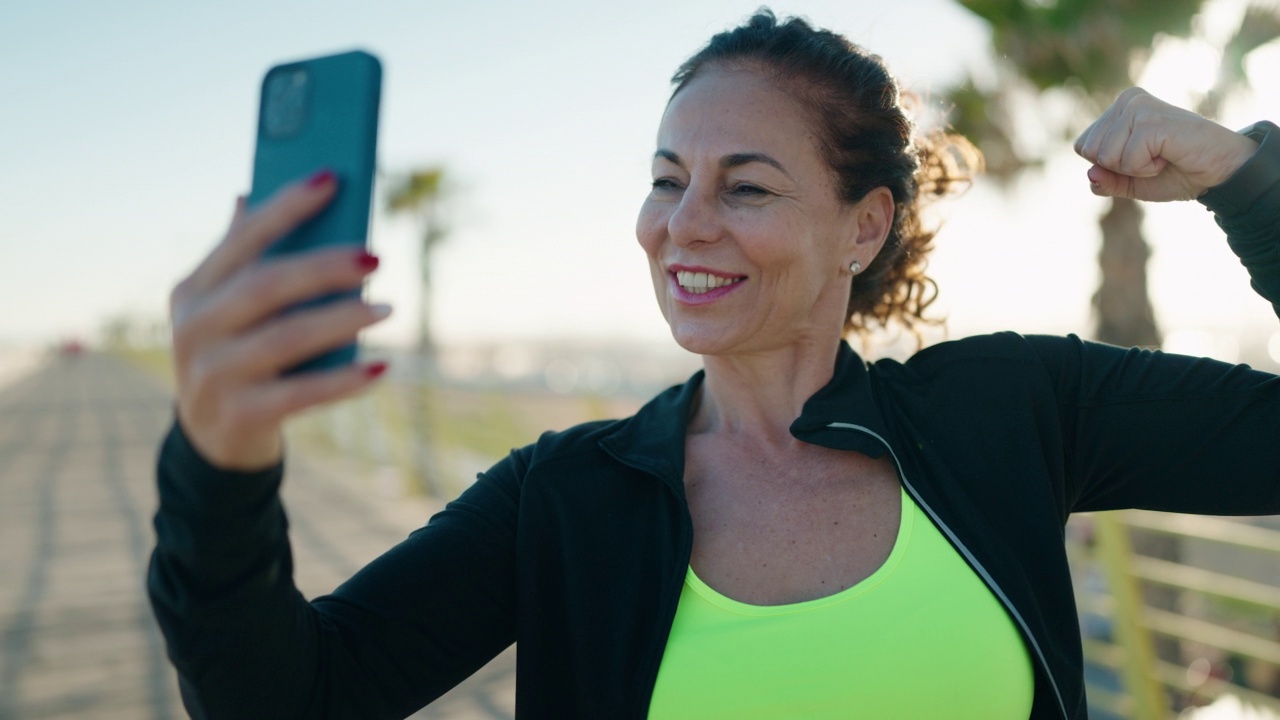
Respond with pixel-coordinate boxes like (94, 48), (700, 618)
(1090, 98), (1144, 174)
(188, 170), (338, 294)
(241, 360), (390, 423)
(1077, 87), (1149, 163)
(170, 194), (250, 322)
(1077, 115), (1116, 165)
(1097, 114), (1169, 179)
(183, 358), (390, 468)
(1073, 124), (1093, 158)
(219, 299), (392, 380)
(230, 194), (248, 226)
(1088, 88), (1177, 179)
(185, 247), (379, 340)
(1085, 165), (1132, 198)
(1076, 96), (1124, 162)
(1074, 115), (1107, 159)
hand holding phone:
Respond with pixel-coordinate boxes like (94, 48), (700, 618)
(166, 51), (389, 471)
(250, 50), (382, 373)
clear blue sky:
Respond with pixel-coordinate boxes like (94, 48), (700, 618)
(3, 0), (1277, 360)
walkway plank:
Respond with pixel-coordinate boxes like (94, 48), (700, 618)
(0, 354), (514, 719)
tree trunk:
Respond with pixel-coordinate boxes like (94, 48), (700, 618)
(1093, 196), (1182, 698)
(408, 229), (442, 497)
(1092, 197), (1161, 349)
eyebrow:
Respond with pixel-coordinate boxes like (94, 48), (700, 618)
(654, 149), (793, 180)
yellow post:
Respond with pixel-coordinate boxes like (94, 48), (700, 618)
(1093, 511), (1167, 720)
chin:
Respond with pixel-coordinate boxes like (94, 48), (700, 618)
(667, 326), (717, 356)
(670, 334), (721, 357)
(666, 320), (744, 357)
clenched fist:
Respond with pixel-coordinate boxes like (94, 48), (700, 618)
(1074, 87), (1259, 202)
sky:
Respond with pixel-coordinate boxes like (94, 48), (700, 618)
(3, 0), (1279, 362)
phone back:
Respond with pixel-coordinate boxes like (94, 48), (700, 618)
(250, 50), (381, 253)
(248, 50), (381, 372)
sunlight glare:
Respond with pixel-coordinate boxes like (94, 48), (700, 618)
(1164, 329), (1239, 363)
(1138, 37), (1221, 106)
(1268, 331), (1280, 365)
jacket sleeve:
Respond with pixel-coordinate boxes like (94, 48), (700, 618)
(148, 420), (522, 719)
(1026, 124), (1280, 516)
(1202, 120), (1280, 320)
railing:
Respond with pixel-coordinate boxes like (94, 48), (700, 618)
(287, 377), (637, 499)
(1069, 510), (1280, 719)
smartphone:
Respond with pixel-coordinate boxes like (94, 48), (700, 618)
(248, 49), (382, 374)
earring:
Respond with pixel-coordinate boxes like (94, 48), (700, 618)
(848, 260), (862, 275)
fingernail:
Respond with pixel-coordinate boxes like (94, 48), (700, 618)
(364, 361), (388, 379)
(307, 169), (336, 188)
(355, 251), (380, 271)
(370, 303), (393, 319)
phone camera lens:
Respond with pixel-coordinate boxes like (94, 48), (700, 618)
(264, 68), (309, 139)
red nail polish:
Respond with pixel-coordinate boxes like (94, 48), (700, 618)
(307, 169), (336, 187)
(355, 251), (380, 271)
(364, 361), (388, 379)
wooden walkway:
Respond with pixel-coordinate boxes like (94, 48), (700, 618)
(0, 353), (514, 719)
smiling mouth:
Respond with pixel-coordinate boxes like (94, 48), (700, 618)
(674, 270), (746, 294)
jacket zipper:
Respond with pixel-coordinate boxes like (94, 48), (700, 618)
(826, 422), (1070, 720)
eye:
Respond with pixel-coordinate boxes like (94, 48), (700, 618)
(730, 183), (769, 196)
(651, 178), (682, 191)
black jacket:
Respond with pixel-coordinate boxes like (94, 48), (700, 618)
(150, 124), (1280, 720)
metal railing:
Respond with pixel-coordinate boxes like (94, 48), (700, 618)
(1070, 510), (1280, 719)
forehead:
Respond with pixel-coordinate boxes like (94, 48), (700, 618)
(657, 67), (823, 166)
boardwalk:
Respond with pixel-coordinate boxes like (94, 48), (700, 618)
(0, 353), (514, 719)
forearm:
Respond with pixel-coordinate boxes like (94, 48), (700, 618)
(148, 421), (353, 718)
(1200, 121), (1280, 317)
(148, 419), (522, 718)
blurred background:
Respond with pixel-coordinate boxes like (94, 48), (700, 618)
(2, 0), (1280, 718)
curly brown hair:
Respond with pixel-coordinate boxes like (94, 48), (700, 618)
(671, 9), (980, 340)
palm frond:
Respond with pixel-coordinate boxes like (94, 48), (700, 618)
(385, 168), (446, 213)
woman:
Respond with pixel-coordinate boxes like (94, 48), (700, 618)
(150, 10), (1280, 720)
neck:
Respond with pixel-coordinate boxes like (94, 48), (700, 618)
(692, 335), (844, 445)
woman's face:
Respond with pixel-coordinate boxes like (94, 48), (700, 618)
(636, 66), (889, 357)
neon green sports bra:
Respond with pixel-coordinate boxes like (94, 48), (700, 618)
(647, 486), (1034, 719)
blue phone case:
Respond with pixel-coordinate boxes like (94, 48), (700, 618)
(248, 50), (382, 374)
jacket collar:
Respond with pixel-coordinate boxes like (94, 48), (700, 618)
(599, 340), (892, 493)
(788, 340), (893, 458)
(598, 368), (704, 496)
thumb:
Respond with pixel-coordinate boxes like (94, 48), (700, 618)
(1086, 165), (1131, 198)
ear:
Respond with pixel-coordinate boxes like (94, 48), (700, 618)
(851, 186), (894, 261)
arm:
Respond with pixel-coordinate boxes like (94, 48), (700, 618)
(149, 421), (522, 719)
(151, 177), (518, 718)
(1025, 333), (1280, 516)
(1039, 98), (1280, 515)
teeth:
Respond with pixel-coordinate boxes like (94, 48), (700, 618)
(675, 270), (743, 294)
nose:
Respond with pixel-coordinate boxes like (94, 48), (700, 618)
(667, 184), (724, 248)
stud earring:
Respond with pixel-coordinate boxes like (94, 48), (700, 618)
(848, 260), (862, 275)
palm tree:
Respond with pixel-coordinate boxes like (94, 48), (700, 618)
(385, 166), (450, 495)
(945, 0), (1279, 348)
(386, 167), (449, 359)
(1198, 4), (1280, 119)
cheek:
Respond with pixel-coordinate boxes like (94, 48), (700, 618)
(635, 199), (667, 256)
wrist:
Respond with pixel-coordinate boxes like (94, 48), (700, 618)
(174, 411), (284, 474)
(1198, 120), (1280, 216)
